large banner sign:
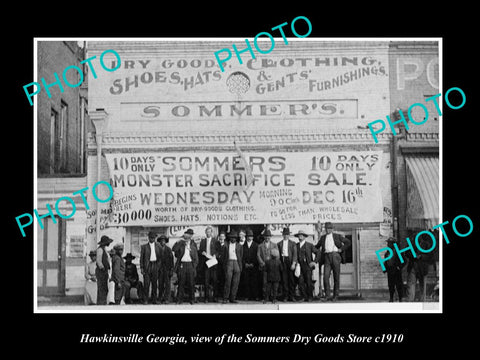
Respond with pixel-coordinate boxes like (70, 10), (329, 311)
(105, 151), (383, 226)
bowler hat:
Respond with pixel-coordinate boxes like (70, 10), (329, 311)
(325, 222), (334, 229)
(263, 229), (272, 237)
(98, 235), (113, 246)
(184, 228), (194, 235)
(123, 253), (136, 260)
(386, 237), (397, 243)
(227, 230), (238, 240)
(246, 229), (254, 237)
(88, 250), (96, 258)
(157, 234), (169, 243)
(282, 227), (290, 235)
(294, 230), (309, 238)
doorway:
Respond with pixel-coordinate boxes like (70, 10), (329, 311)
(37, 216), (66, 296)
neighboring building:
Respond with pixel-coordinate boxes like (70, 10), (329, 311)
(36, 41), (89, 296)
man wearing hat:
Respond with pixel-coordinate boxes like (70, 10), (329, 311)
(277, 228), (298, 302)
(295, 229), (319, 302)
(222, 230), (243, 303)
(241, 228), (260, 301)
(111, 243), (126, 305)
(383, 237), (404, 302)
(172, 229), (199, 304)
(123, 253), (144, 304)
(257, 229), (279, 301)
(140, 231), (163, 304)
(157, 234), (174, 304)
(95, 235), (113, 305)
(316, 222), (351, 301)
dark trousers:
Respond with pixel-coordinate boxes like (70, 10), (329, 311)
(144, 261), (159, 302)
(216, 262), (225, 298)
(95, 268), (109, 305)
(242, 266), (259, 300)
(280, 257), (295, 300)
(125, 280), (143, 302)
(158, 268), (171, 302)
(265, 281), (279, 301)
(114, 282), (125, 304)
(204, 265), (218, 300)
(324, 252), (341, 298)
(298, 262), (314, 300)
(387, 270), (403, 300)
(224, 260), (241, 301)
(177, 262), (195, 302)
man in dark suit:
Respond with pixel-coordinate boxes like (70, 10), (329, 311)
(316, 222), (351, 301)
(215, 231), (227, 300)
(257, 229), (279, 301)
(222, 230), (243, 303)
(295, 229), (319, 302)
(140, 231), (162, 304)
(241, 229), (260, 301)
(157, 235), (174, 304)
(172, 229), (199, 304)
(199, 226), (219, 303)
(277, 227), (298, 302)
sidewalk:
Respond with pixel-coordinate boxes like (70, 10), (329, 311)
(37, 290), (396, 310)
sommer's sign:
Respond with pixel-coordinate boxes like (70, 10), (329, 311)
(104, 151), (384, 226)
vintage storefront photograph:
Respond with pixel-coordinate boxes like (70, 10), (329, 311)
(35, 38), (440, 312)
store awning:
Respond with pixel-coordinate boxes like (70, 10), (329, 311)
(405, 155), (439, 229)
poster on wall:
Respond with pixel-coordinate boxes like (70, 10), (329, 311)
(105, 150), (383, 226)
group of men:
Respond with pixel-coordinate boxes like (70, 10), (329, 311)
(92, 221), (352, 305)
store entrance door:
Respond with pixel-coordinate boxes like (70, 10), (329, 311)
(321, 228), (358, 295)
(37, 217), (66, 296)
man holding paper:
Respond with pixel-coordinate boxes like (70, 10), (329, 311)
(199, 226), (220, 303)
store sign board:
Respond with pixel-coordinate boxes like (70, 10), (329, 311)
(88, 42), (389, 126)
(104, 151), (384, 226)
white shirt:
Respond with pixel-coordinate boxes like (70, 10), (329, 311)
(299, 240), (306, 248)
(181, 241), (192, 262)
(206, 237), (211, 257)
(247, 240), (253, 248)
(149, 242), (157, 261)
(282, 239), (289, 256)
(324, 233), (339, 253)
(228, 242), (237, 260)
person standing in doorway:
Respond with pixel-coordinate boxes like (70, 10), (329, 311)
(95, 236), (113, 305)
(277, 227), (298, 302)
(223, 230), (243, 304)
(84, 250), (97, 305)
(173, 229), (199, 304)
(317, 222), (351, 301)
(140, 231), (162, 304)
